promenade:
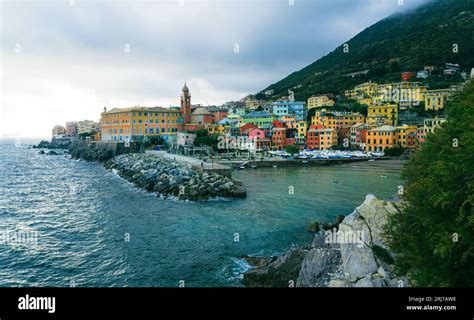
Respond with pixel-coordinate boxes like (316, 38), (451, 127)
(145, 150), (233, 178)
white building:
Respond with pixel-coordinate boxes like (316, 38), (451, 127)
(177, 132), (196, 147)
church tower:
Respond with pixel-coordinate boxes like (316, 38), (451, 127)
(180, 83), (192, 124)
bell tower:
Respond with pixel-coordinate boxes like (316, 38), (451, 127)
(180, 83), (192, 124)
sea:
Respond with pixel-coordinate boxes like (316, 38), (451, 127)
(0, 139), (403, 287)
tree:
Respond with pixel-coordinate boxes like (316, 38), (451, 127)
(385, 80), (474, 287)
(285, 145), (299, 155)
(383, 146), (404, 156)
(78, 131), (97, 140)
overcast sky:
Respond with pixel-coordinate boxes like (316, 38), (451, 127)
(1, 0), (427, 138)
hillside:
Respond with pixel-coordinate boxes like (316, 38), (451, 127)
(255, 0), (474, 101)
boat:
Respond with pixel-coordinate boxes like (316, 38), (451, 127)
(236, 165), (245, 170)
(380, 175), (388, 178)
(368, 159), (375, 162)
(302, 160), (308, 164)
(272, 164), (278, 168)
(251, 164), (257, 169)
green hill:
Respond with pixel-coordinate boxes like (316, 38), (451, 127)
(255, 0), (474, 101)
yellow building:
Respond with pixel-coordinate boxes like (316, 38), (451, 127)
(296, 120), (307, 144)
(396, 125), (417, 148)
(367, 103), (398, 126)
(344, 81), (378, 105)
(207, 124), (230, 135)
(373, 82), (427, 107)
(100, 106), (182, 143)
(314, 128), (338, 150)
(424, 117), (446, 135)
(281, 115), (297, 129)
(311, 110), (365, 130)
(425, 89), (450, 111)
(307, 95), (335, 110)
(365, 125), (397, 152)
(245, 99), (264, 110)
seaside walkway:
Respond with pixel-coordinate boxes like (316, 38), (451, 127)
(145, 151), (233, 178)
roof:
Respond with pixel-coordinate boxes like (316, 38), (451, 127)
(351, 123), (367, 128)
(192, 107), (212, 115)
(370, 125), (397, 132)
(207, 106), (228, 112)
(102, 106), (178, 114)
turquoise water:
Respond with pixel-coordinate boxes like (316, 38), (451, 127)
(0, 140), (403, 287)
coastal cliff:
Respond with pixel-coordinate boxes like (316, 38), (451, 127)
(243, 194), (409, 287)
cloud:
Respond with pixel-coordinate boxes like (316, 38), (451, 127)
(1, 0), (427, 137)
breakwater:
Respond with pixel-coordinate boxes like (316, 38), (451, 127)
(104, 153), (246, 201)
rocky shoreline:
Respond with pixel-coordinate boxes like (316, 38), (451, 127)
(104, 153), (247, 201)
(33, 139), (70, 149)
(243, 194), (409, 287)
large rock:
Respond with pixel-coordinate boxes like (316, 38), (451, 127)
(243, 249), (306, 287)
(336, 194), (399, 279)
(296, 247), (340, 287)
(243, 194), (408, 287)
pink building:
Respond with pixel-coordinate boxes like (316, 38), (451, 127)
(417, 127), (425, 143)
(248, 128), (265, 140)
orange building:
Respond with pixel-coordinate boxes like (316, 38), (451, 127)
(306, 127), (337, 150)
(272, 127), (287, 150)
(365, 125), (397, 152)
(281, 115), (297, 129)
(100, 106), (182, 143)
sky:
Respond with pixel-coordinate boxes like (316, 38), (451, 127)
(0, 0), (428, 138)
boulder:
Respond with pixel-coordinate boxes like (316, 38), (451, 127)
(296, 247), (340, 287)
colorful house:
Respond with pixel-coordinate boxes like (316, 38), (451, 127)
(296, 121), (307, 144)
(311, 110), (365, 130)
(350, 123), (368, 150)
(416, 127), (425, 144)
(306, 127), (337, 150)
(100, 106), (181, 143)
(271, 127), (287, 150)
(365, 125), (397, 152)
(207, 106), (229, 123)
(281, 115), (297, 129)
(424, 117), (446, 135)
(270, 101), (307, 121)
(190, 107), (214, 127)
(425, 90), (449, 111)
(307, 95), (335, 110)
(396, 125), (418, 148)
(367, 104), (398, 126)
(241, 111), (275, 129)
(344, 81), (378, 105)
(239, 123), (258, 135)
(248, 128), (265, 140)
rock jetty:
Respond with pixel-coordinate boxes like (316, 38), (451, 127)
(104, 153), (246, 201)
(243, 194), (409, 287)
